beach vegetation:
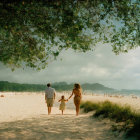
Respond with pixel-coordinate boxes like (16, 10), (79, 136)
(0, 81), (114, 92)
(80, 100), (140, 139)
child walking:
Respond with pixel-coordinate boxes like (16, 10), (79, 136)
(58, 95), (68, 115)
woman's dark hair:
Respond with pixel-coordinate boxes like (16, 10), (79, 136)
(74, 83), (81, 89)
(47, 83), (51, 87)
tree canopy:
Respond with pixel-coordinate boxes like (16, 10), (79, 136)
(0, 0), (139, 70)
(0, 81), (114, 92)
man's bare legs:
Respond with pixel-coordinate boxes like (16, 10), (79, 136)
(49, 107), (52, 114)
(48, 107), (50, 115)
(48, 107), (52, 115)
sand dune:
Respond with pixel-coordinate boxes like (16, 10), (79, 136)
(0, 92), (139, 140)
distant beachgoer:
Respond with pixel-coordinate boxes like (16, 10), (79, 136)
(58, 95), (68, 115)
(0, 95), (4, 97)
(68, 83), (82, 116)
(45, 83), (56, 115)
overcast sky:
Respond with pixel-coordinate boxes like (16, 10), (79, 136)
(0, 44), (140, 90)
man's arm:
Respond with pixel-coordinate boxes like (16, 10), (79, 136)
(45, 94), (47, 100)
(45, 91), (47, 101)
(54, 92), (56, 100)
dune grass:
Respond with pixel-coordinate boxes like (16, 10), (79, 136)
(80, 100), (140, 139)
(80, 101), (100, 113)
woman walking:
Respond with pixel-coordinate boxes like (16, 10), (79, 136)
(68, 83), (82, 116)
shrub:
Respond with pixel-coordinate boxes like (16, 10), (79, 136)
(80, 100), (140, 139)
(80, 101), (100, 113)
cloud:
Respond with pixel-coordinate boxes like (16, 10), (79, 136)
(0, 44), (140, 89)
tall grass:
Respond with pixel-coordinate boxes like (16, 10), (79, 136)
(80, 101), (100, 113)
(80, 100), (140, 139)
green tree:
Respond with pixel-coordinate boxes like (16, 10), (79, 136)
(0, 0), (139, 70)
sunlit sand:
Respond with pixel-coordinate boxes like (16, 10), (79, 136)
(0, 92), (75, 122)
(0, 92), (139, 140)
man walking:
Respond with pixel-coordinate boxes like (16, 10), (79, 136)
(45, 83), (56, 115)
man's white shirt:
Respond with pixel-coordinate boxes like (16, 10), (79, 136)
(45, 87), (55, 99)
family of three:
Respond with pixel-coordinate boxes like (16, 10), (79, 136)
(45, 83), (82, 116)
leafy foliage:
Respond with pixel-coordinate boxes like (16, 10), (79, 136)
(0, 0), (139, 69)
(0, 81), (114, 92)
(0, 81), (46, 91)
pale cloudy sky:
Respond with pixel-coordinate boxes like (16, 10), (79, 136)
(0, 44), (140, 90)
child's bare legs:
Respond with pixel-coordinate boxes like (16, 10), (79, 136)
(62, 110), (64, 115)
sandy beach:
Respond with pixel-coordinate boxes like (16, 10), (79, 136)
(0, 92), (139, 140)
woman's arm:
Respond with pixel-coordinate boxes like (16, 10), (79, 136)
(68, 91), (74, 99)
(58, 99), (61, 102)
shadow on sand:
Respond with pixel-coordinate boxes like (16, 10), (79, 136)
(0, 114), (126, 140)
